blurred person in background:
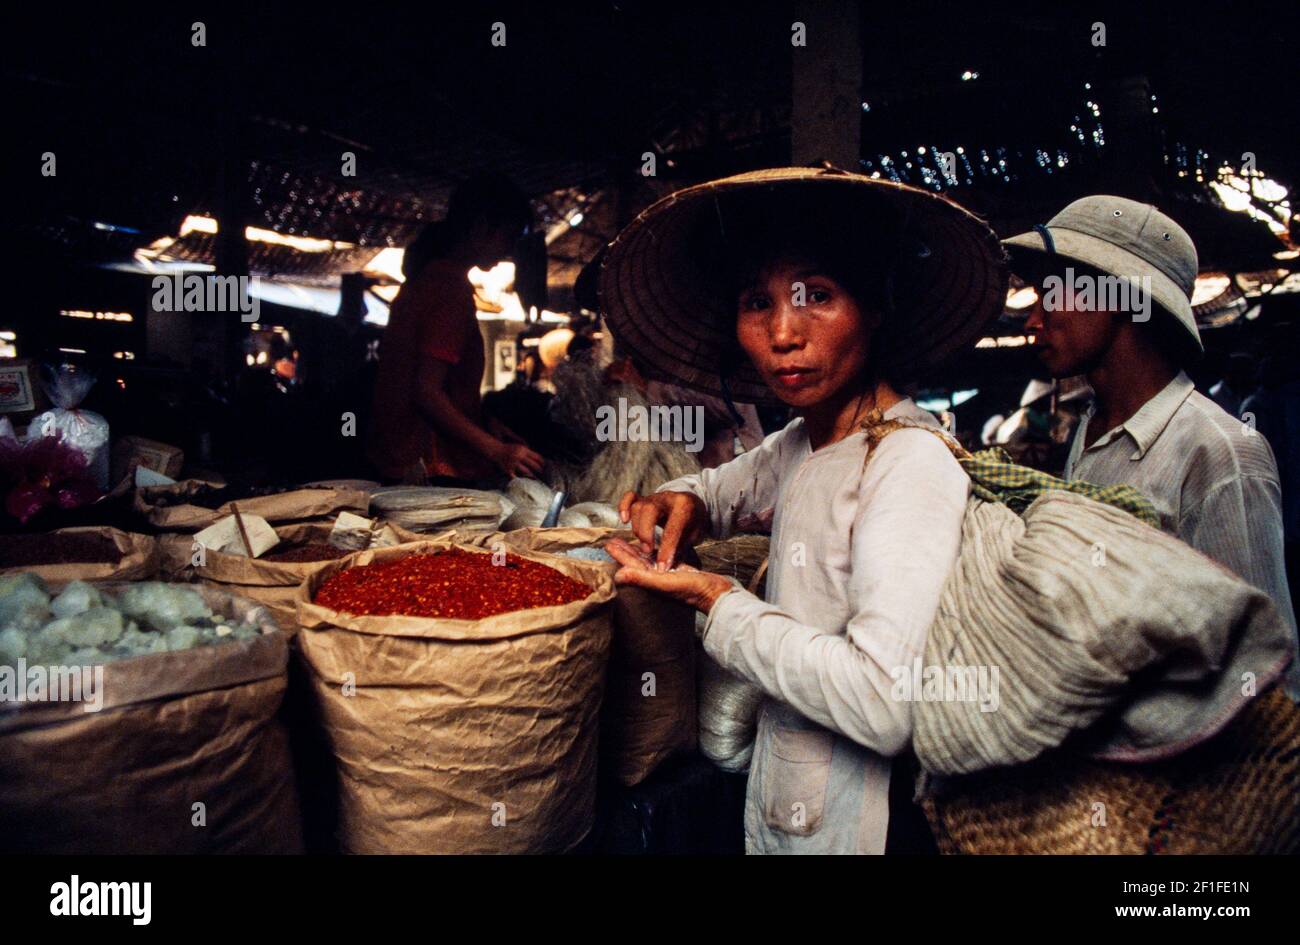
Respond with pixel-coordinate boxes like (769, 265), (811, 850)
(368, 174), (543, 485)
(534, 328), (575, 393)
(1243, 354), (1300, 603)
(602, 352), (764, 470)
(989, 377), (1091, 476)
(575, 249), (765, 469)
(1209, 351), (1258, 418)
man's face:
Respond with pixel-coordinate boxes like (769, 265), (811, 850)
(1023, 275), (1118, 377)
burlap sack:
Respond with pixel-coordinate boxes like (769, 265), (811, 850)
(0, 583), (301, 854)
(295, 541), (615, 853)
(158, 521), (428, 632)
(135, 481), (368, 531)
(501, 526), (697, 787)
(157, 519), (442, 853)
(0, 526), (159, 583)
(914, 492), (1295, 775)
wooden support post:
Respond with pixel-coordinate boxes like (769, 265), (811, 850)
(791, 0), (863, 169)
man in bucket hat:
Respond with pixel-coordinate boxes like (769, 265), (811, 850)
(1005, 196), (1298, 692)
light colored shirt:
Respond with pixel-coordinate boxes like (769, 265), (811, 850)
(1065, 371), (1299, 689)
(659, 398), (968, 854)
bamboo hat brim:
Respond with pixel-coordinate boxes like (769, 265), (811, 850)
(598, 166), (1009, 405)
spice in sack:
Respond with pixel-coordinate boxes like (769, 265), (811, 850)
(0, 532), (123, 568)
(261, 542), (351, 563)
(313, 548), (590, 619)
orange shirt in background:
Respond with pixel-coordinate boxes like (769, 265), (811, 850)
(368, 257), (491, 481)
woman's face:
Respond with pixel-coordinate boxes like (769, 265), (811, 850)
(735, 258), (877, 409)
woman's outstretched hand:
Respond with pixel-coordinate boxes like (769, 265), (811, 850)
(605, 537), (735, 615)
(617, 489), (710, 570)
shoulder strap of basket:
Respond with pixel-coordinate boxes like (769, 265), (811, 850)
(857, 408), (1159, 526)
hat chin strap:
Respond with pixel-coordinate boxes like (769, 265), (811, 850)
(1033, 224), (1056, 255)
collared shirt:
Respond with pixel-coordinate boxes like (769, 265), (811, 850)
(659, 398), (969, 854)
(1065, 371), (1299, 686)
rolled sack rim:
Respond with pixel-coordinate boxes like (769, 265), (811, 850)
(136, 485), (370, 531)
(0, 526), (160, 583)
(0, 581), (288, 731)
(159, 523), (364, 587)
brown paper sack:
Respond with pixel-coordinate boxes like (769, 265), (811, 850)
(135, 481), (369, 531)
(500, 527), (697, 787)
(161, 522), (439, 632)
(161, 520), (441, 852)
(0, 584), (302, 854)
(162, 523), (368, 630)
(0, 526), (159, 583)
(295, 541), (615, 853)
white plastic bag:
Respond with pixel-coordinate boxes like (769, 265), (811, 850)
(27, 363), (109, 489)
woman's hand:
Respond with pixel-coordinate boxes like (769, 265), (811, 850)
(617, 489), (709, 570)
(605, 537), (735, 615)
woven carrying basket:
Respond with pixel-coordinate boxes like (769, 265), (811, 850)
(692, 534), (771, 597)
(921, 687), (1300, 854)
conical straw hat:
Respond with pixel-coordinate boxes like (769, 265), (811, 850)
(599, 166), (1008, 405)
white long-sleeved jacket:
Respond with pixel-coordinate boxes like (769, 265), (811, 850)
(660, 398), (968, 853)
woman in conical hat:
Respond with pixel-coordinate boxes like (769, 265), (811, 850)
(601, 166), (1007, 854)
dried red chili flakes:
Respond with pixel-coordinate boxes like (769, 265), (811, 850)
(313, 548), (591, 619)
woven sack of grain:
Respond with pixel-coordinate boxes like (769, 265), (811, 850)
(913, 492), (1293, 774)
(911, 490), (1296, 854)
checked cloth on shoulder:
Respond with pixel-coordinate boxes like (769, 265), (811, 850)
(857, 410), (1160, 526)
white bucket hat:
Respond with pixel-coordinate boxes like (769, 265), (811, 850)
(1003, 196), (1203, 364)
